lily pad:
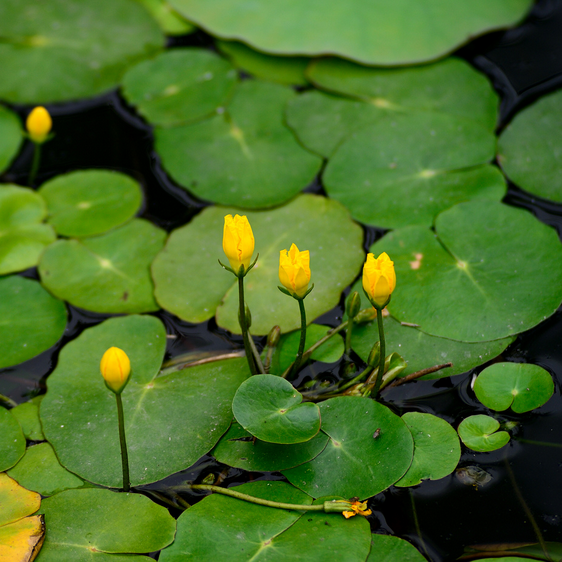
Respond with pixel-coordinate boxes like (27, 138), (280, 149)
(40, 315), (249, 487)
(37, 488), (176, 560)
(457, 415), (510, 452)
(323, 112), (500, 229)
(0, 473), (40, 527)
(10, 397), (44, 441)
(155, 80), (322, 208)
(39, 170), (143, 238)
(283, 396), (414, 499)
(0, 106), (23, 173)
(159, 481), (371, 562)
(152, 195), (364, 335)
(217, 40), (310, 86)
(8, 443), (86, 497)
(135, 0), (195, 35)
(395, 412), (461, 487)
(371, 200), (562, 342)
(167, 0), (532, 65)
(0, 276), (67, 369)
(0, 184), (56, 275)
(232, 375), (321, 444)
(212, 421), (329, 471)
(121, 48), (238, 127)
(0, 408), (26, 472)
(350, 311), (513, 379)
(474, 362), (554, 413)
(367, 534), (427, 562)
(498, 89), (562, 202)
(0, 0), (165, 103)
(38, 219), (166, 314)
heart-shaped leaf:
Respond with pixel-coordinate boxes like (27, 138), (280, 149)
(457, 415), (510, 452)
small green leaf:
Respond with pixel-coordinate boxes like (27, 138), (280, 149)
(458, 415), (510, 452)
(233, 375), (321, 444)
(0, 408), (26, 472)
(10, 398), (44, 441)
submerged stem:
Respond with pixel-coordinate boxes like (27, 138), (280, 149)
(115, 393), (130, 492)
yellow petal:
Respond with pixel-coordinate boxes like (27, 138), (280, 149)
(100, 347), (131, 393)
(26, 107), (52, 144)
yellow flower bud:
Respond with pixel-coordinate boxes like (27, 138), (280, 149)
(362, 252), (396, 308)
(279, 243), (311, 298)
(26, 106), (52, 144)
(223, 214), (255, 274)
(100, 347), (131, 394)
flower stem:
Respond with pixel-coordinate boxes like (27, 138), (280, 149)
(238, 275), (257, 375)
(289, 298), (307, 380)
(115, 393), (130, 492)
(28, 142), (42, 186)
(345, 316), (354, 356)
(370, 309), (386, 398)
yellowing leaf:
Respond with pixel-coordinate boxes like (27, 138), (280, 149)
(0, 474), (41, 527)
(0, 515), (44, 562)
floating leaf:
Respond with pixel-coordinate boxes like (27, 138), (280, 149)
(159, 481), (371, 562)
(155, 80), (322, 208)
(0, 473), (41, 527)
(39, 219), (166, 314)
(167, 0), (532, 65)
(366, 534), (427, 562)
(498, 89), (562, 202)
(0, 185), (56, 275)
(474, 362), (554, 413)
(122, 48), (237, 127)
(0, 514), (44, 562)
(351, 311), (513, 379)
(37, 488), (176, 559)
(232, 375), (321, 444)
(395, 412), (461, 487)
(212, 421), (329, 472)
(10, 398), (44, 441)
(8, 443), (86, 497)
(39, 170), (143, 238)
(40, 315), (249, 487)
(0, 107), (22, 174)
(217, 40), (309, 85)
(135, 0), (195, 35)
(371, 200), (562, 342)
(324, 112), (500, 229)
(152, 195), (364, 335)
(0, 0), (164, 103)
(458, 415), (510, 452)
(283, 396), (413, 499)
(0, 276), (67, 369)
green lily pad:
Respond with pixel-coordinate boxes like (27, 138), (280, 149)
(283, 396), (414, 499)
(0, 184), (56, 275)
(37, 488), (176, 560)
(457, 415), (510, 452)
(10, 397), (44, 441)
(367, 534), (427, 562)
(135, 0), (195, 35)
(474, 362), (554, 413)
(8, 443), (86, 497)
(498, 89), (562, 202)
(371, 200), (562, 342)
(159, 481), (371, 562)
(212, 421), (329, 472)
(40, 315), (249, 487)
(0, 106), (22, 173)
(324, 112), (500, 229)
(395, 412), (461, 487)
(0, 0), (164, 103)
(0, 408), (25, 472)
(232, 375), (321, 444)
(350, 311), (513, 379)
(0, 473), (40, 527)
(167, 0), (532, 65)
(155, 80), (322, 208)
(152, 194), (364, 335)
(39, 170), (143, 237)
(270, 323), (345, 376)
(38, 219), (166, 314)
(217, 40), (310, 85)
(121, 48), (238, 127)
(0, 276), (67, 369)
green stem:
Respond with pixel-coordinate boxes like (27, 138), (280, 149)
(345, 316), (354, 356)
(370, 309), (386, 398)
(338, 365), (374, 393)
(247, 331), (266, 374)
(115, 393), (130, 492)
(189, 484), (350, 513)
(238, 275), (257, 375)
(409, 490), (430, 559)
(28, 142), (42, 186)
(515, 438), (562, 449)
(0, 393), (18, 409)
(288, 298), (307, 379)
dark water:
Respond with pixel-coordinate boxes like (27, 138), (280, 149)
(2, 1), (562, 560)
